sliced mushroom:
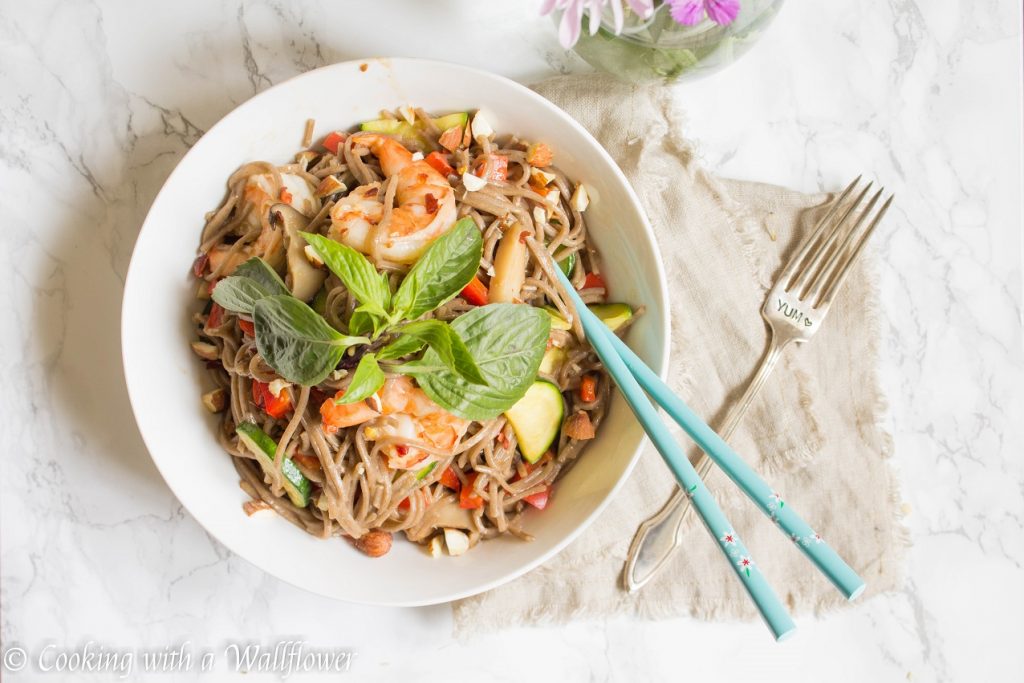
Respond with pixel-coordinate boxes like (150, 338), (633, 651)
(488, 222), (529, 303)
(271, 203), (327, 302)
(417, 497), (474, 531)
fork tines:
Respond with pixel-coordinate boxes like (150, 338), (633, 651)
(782, 177), (894, 308)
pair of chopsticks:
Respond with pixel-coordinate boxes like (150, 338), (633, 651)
(549, 263), (864, 641)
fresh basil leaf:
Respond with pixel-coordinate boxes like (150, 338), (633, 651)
(335, 353), (385, 405)
(377, 334), (426, 361)
(390, 218), (482, 322)
(234, 257), (290, 297)
(253, 295), (368, 385)
(349, 304), (385, 337)
(302, 232), (391, 317)
(397, 319), (488, 386)
(211, 276), (272, 315)
(402, 304), (550, 420)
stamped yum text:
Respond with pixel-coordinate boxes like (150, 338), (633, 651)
(777, 299), (814, 327)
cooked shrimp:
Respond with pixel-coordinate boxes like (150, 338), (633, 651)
(364, 377), (470, 470)
(208, 172), (320, 275)
(327, 133), (456, 264)
(325, 182), (385, 256)
(320, 389), (380, 435)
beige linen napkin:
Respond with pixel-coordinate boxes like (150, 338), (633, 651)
(454, 76), (906, 632)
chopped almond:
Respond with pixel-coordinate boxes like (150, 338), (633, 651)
(202, 388), (227, 413)
(292, 453), (322, 474)
(315, 175), (347, 198)
(531, 168), (557, 187)
(462, 172), (487, 192)
(526, 142), (554, 167)
(242, 499), (272, 516)
(295, 150), (319, 169)
(564, 410), (595, 440)
(571, 183), (591, 212)
(304, 244), (324, 267)
(352, 530), (393, 558)
(471, 111), (494, 141)
(444, 528), (470, 556)
(439, 125), (463, 151)
(190, 341), (219, 360)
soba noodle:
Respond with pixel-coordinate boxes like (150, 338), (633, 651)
(191, 110), (638, 556)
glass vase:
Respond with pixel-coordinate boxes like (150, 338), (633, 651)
(569, 1), (785, 84)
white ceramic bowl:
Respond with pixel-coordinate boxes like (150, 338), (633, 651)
(123, 58), (669, 605)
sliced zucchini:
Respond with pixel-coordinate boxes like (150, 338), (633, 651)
(543, 306), (572, 331)
(504, 381), (564, 463)
(359, 119), (429, 150)
(539, 347), (567, 375)
(236, 421), (312, 508)
(545, 303), (633, 332)
(432, 112), (469, 131)
(360, 112), (470, 151)
(588, 303), (633, 332)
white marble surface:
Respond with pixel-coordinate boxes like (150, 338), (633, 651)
(1, 0), (1021, 681)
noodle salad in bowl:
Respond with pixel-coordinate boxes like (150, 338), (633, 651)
(191, 109), (640, 559)
(123, 59), (668, 604)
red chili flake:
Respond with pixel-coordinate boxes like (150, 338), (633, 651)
(424, 193), (438, 214)
(497, 431), (510, 449)
(395, 444), (409, 456)
(280, 187), (293, 203)
(518, 230), (529, 244)
(364, 187), (379, 198)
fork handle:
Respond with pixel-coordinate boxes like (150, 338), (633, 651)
(623, 333), (789, 592)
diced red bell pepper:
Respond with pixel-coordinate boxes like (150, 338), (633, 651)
(424, 151), (454, 177)
(439, 467), (461, 492)
(473, 155), (508, 183)
(579, 375), (597, 403)
(322, 131), (346, 155)
(459, 473), (484, 510)
(523, 486), (550, 510)
(461, 276), (489, 306)
(206, 302), (225, 330)
(238, 319), (255, 337)
(582, 272), (606, 291)
(251, 380), (293, 419)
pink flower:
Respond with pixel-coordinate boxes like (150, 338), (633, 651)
(667, 0), (740, 26)
(540, 0), (655, 48)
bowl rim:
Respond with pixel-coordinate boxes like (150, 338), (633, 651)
(121, 57), (671, 605)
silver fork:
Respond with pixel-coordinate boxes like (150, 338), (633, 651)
(623, 176), (893, 591)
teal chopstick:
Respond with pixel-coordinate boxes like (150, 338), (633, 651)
(552, 287), (797, 641)
(552, 268), (865, 602)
